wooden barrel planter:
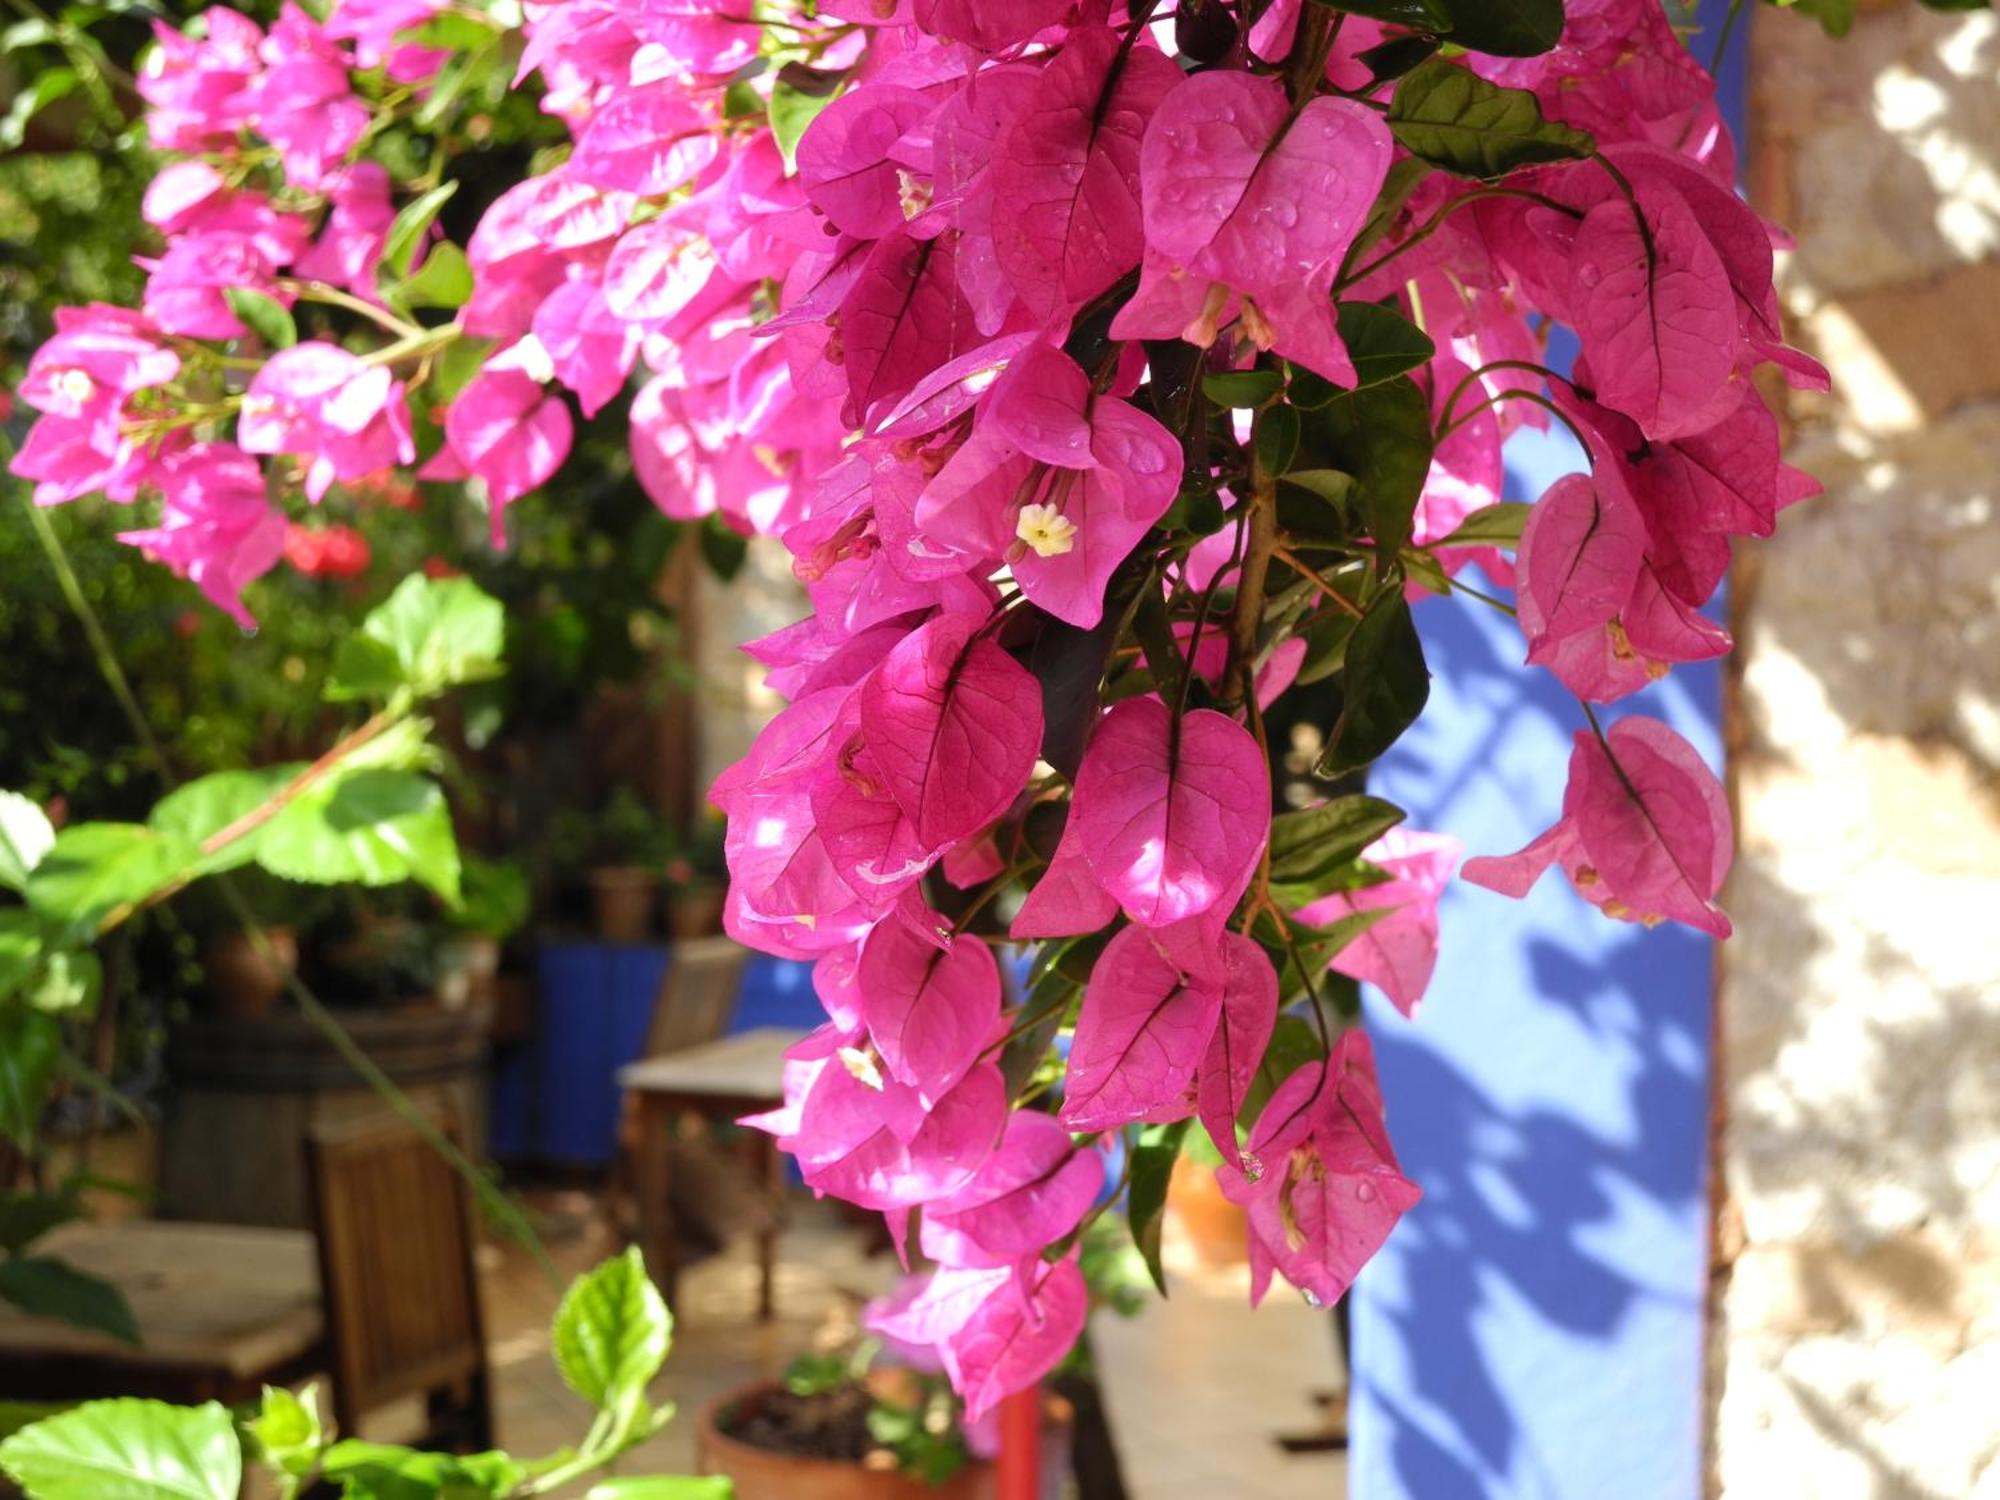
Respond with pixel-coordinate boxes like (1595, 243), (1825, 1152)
(156, 1005), (490, 1228)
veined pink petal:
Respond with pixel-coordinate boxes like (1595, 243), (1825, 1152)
(856, 917), (1003, 1104)
(1060, 924), (1223, 1133)
(1516, 470), (1647, 663)
(1071, 697), (1269, 928)
(1194, 933), (1280, 1168)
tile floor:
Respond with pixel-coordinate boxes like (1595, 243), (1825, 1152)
(447, 1193), (1350, 1499)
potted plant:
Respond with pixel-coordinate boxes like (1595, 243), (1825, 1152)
(435, 854), (529, 1012)
(183, 872), (327, 1022)
(697, 1301), (1071, 1499)
(664, 813), (728, 940)
(552, 787), (674, 944)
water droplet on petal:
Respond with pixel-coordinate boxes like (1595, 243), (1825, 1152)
(1355, 1181), (1376, 1203)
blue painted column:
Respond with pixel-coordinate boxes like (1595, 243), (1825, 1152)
(1349, 12), (1743, 1492)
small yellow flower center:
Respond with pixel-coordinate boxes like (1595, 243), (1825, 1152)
(1015, 502), (1077, 559)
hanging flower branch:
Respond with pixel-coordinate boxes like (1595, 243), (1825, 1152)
(7, 0), (1829, 1423)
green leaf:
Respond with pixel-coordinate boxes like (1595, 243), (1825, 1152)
(698, 515), (749, 582)
(319, 1440), (523, 1500)
(0, 1259), (138, 1345)
(1316, 0), (1451, 29)
(0, 68), (78, 151)
(1201, 369), (1283, 408)
(149, 766), (302, 876)
(345, 574), (506, 702)
(0, 1398), (239, 1500)
(1387, 57), (1594, 179)
(0, 1190), (80, 1256)
(247, 1385), (321, 1478)
(1129, 585), (1186, 711)
(1437, 0), (1564, 57)
(0, 792), (56, 891)
(24, 948), (99, 1018)
(1278, 469), (1356, 509)
(400, 243), (473, 310)
(1355, 32), (1442, 84)
(1253, 403), (1300, 479)
(382, 184), (459, 279)
(1316, 593), (1430, 778)
(0, 911), (43, 1003)
(25, 825), (193, 941)
(768, 73), (840, 172)
(1310, 377), (1434, 563)
(585, 1481), (733, 1500)
(1432, 500), (1531, 549)
(551, 1248), (673, 1417)
(1242, 1015), (1324, 1124)
(256, 769), (462, 903)
(1266, 796), (1407, 887)
(410, 10), (496, 48)
(222, 288), (296, 350)
(1333, 302), (1437, 389)
(0, 1008), (59, 1150)
(1127, 1120), (1190, 1296)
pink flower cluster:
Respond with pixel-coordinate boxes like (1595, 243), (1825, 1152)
(11, 1), (445, 622)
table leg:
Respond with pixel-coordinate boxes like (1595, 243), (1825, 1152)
(756, 1130), (783, 1323)
(633, 1094), (679, 1311)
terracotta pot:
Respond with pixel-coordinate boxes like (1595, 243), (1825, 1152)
(697, 1384), (1071, 1500)
(1168, 1153), (1248, 1269)
(588, 866), (657, 943)
(666, 880), (727, 940)
(201, 927), (297, 1021)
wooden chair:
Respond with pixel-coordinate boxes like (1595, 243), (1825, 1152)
(303, 1110), (494, 1452)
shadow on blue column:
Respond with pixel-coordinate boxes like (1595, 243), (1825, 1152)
(1349, 423), (1722, 1499)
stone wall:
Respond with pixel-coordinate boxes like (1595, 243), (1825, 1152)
(1718, 5), (2000, 1496)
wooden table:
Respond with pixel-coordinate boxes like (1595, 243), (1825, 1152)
(0, 1220), (323, 1404)
(617, 1026), (807, 1321)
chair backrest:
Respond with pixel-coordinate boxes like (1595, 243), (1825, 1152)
(641, 936), (748, 1058)
(303, 1109), (489, 1440)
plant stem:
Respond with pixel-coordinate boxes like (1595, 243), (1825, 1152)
(1228, 416), (1282, 708)
(1271, 545), (1365, 619)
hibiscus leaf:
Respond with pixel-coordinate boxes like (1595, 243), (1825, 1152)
(1387, 57), (1594, 179)
(149, 766), (302, 876)
(0, 792), (55, 892)
(221, 288), (295, 350)
(552, 1247), (673, 1418)
(25, 824), (194, 942)
(0, 1258), (139, 1344)
(0, 1008), (60, 1149)
(1438, 0), (1565, 57)
(1316, 593), (1430, 778)
(255, 769), (461, 903)
(1127, 1120), (1190, 1296)
(0, 1398), (239, 1500)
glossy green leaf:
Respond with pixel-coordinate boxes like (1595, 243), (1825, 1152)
(319, 1439), (523, 1500)
(1314, 0), (1451, 29)
(1355, 32), (1442, 84)
(148, 766), (301, 876)
(222, 288), (296, 350)
(1432, 500), (1531, 549)
(400, 242), (473, 310)
(0, 1008), (59, 1150)
(1316, 593), (1430, 777)
(256, 769), (461, 903)
(1387, 57), (1594, 179)
(1311, 377), (1435, 563)
(0, 1398), (238, 1500)
(25, 825), (193, 941)
(1439, 0), (1564, 56)
(382, 184), (459, 279)
(24, 948), (99, 1018)
(1201, 370), (1282, 409)
(698, 515), (749, 582)
(1254, 403), (1301, 479)
(0, 1259), (138, 1345)
(411, 10), (496, 48)
(1334, 302), (1437, 389)
(1127, 1120), (1191, 1296)
(0, 792), (56, 891)
(769, 73), (840, 172)
(551, 1249), (673, 1416)
(1266, 796), (1407, 886)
